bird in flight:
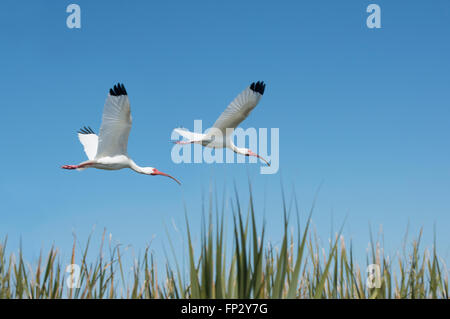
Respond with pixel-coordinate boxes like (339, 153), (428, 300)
(62, 83), (181, 185)
(173, 81), (270, 166)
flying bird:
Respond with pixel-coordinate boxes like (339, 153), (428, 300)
(62, 83), (181, 185)
(173, 81), (270, 166)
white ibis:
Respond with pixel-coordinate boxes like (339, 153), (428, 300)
(173, 81), (270, 166)
(62, 83), (181, 185)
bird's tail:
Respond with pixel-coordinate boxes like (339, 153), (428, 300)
(172, 128), (208, 143)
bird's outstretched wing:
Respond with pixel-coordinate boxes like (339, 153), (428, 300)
(95, 83), (132, 158)
(212, 81), (266, 135)
(77, 126), (98, 160)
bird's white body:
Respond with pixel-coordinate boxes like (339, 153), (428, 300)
(88, 155), (132, 170)
(62, 83), (180, 184)
(173, 81), (270, 166)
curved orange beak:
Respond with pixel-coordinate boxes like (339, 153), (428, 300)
(248, 151), (271, 166)
(151, 169), (181, 185)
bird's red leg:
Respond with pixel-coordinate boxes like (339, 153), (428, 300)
(173, 140), (193, 145)
(61, 162), (93, 170)
(61, 165), (79, 170)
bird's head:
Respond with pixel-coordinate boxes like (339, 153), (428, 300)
(141, 167), (181, 185)
(245, 149), (270, 166)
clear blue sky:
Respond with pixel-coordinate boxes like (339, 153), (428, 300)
(0, 1), (449, 268)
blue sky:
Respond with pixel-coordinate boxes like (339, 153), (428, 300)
(0, 1), (449, 268)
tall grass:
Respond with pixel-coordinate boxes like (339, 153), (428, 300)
(0, 187), (448, 299)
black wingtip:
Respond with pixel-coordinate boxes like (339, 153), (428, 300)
(77, 126), (96, 135)
(109, 83), (128, 96)
(249, 81), (266, 95)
